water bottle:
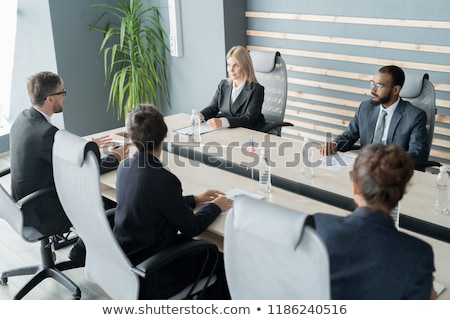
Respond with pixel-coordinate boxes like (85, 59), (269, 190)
(258, 149), (271, 193)
(434, 166), (449, 215)
(190, 109), (201, 143)
(301, 138), (314, 178)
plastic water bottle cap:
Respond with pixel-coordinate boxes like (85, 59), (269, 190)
(192, 109), (197, 114)
(439, 166), (447, 172)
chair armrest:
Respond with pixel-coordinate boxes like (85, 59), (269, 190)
(426, 160), (441, 168)
(260, 121), (293, 133)
(0, 166), (10, 178)
(131, 239), (218, 278)
(16, 186), (57, 207)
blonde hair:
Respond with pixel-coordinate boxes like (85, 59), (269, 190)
(226, 46), (258, 84)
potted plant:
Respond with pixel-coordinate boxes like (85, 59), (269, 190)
(89, 0), (170, 119)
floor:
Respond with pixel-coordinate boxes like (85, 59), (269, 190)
(0, 218), (111, 300)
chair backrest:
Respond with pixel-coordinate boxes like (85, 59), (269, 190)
(400, 72), (436, 154)
(52, 129), (139, 299)
(250, 50), (288, 135)
(224, 195), (330, 299)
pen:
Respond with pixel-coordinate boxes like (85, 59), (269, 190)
(113, 142), (131, 149)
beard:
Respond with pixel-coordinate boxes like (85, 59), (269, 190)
(370, 90), (393, 106)
(53, 103), (63, 113)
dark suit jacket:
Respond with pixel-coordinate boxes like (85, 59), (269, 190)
(314, 207), (435, 299)
(334, 99), (429, 169)
(113, 151), (221, 298)
(200, 79), (265, 130)
(9, 107), (119, 235)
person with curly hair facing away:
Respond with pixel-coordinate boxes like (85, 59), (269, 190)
(314, 144), (436, 299)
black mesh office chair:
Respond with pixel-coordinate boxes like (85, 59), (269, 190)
(250, 50), (293, 136)
(0, 167), (82, 299)
(401, 72), (441, 171)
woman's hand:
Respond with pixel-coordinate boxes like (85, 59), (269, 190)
(110, 144), (129, 162)
(211, 195), (233, 212)
(194, 189), (225, 205)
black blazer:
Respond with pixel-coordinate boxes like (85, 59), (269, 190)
(314, 207), (434, 299)
(200, 79), (265, 130)
(9, 107), (118, 235)
(113, 151), (221, 298)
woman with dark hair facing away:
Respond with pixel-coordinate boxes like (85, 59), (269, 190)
(314, 144), (436, 299)
(199, 45), (265, 130)
(113, 104), (233, 299)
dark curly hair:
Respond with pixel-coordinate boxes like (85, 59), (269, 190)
(126, 104), (167, 153)
(351, 144), (414, 212)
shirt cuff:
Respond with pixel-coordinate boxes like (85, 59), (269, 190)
(220, 117), (230, 128)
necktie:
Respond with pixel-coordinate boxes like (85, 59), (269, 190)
(373, 110), (387, 143)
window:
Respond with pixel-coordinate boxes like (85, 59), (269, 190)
(0, 0), (18, 135)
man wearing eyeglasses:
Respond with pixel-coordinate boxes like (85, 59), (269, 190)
(9, 71), (128, 265)
(320, 65), (428, 170)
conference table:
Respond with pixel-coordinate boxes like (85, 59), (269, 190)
(158, 113), (450, 243)
(91, 113), (450, 299)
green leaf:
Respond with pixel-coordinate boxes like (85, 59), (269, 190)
(88, 0), (170, 119)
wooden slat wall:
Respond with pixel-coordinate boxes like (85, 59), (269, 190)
(246, 10), (450, 168)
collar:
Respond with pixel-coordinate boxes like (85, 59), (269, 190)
(32, 106), (52, 123)
(351, 206), (395, 227)
(379, 97), (400, 117)
(136, 151), (170, 170)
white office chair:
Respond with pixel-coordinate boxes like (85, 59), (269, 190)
(401, 72), (441, 170)
(224, 195), (330, 299)
(52, 129), (218, 299)
(250, 50), (293, 136)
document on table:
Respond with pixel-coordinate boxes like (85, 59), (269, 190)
(174, 121), (221, 135)
(434, 281), (446, 297)
(221, 188), (265, 215)
(318, 152), (356, 171)
(226, 188), (265, 201)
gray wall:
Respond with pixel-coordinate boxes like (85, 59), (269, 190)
(49, 0), (123, 135)
(0, 0), (245, 153)
(246, 0), (450, 167)
(3, 0), (449, 166)
(157, 0), (247, 116)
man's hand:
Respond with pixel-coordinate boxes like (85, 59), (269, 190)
(92, 135), (113, 149)
(110, 144), (129, 162)
(320, 141), (338, 156)
(207, 118), (223, 128)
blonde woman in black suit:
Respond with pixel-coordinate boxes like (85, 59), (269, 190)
(199, 45), (265, 130)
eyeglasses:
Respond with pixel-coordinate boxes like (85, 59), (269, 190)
(369, 80), (396, 91)
(47, 90), (67, 98)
